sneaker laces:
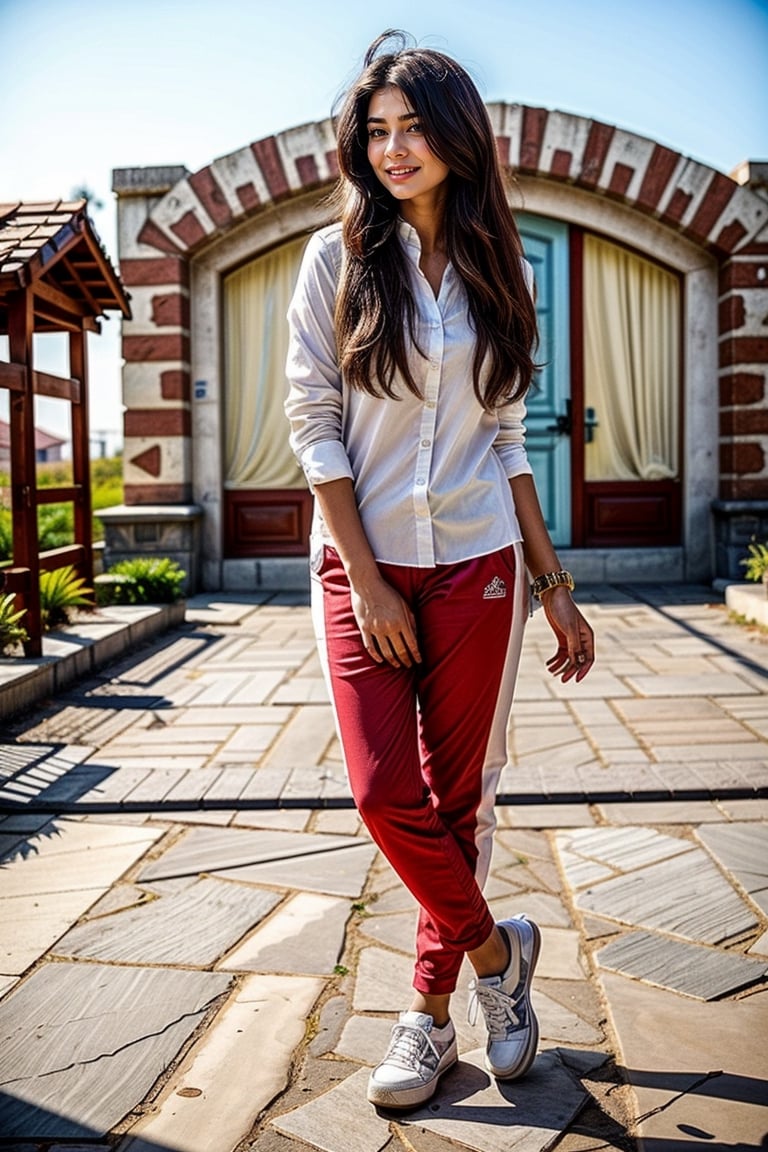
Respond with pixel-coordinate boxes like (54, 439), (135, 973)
(384, 1023), (438, 1072)
(468, 980), (524, 1040)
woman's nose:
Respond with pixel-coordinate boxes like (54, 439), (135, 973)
(386, 132), (407, 158)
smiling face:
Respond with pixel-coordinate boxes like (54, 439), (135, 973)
(366, 86), (450, 215)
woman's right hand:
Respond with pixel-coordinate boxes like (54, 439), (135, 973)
(350, 575), (421, 668)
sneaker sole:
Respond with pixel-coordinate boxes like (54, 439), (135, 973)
(367, 1043), (458, 1109)
(486, 915), (541, 1081)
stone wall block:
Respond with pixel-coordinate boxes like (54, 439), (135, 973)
(275, 119), (338, 192)
(487, 103), (523, 169)
(538, 110), (592, 181)
(712, 187), (768, 255)
(121, 285), (187, 336)
(597, 130), (656, 203)
(188, 165), (235, 229)
(151, 291), (191, 329)
(149, 179), (216, 252)
(123, 361), (190, 410)
(635, 146), (684, 214)
(577, 120), (615, 189)
(657, 158), (714, 228)
(124, 435), (192, 487)
(210, 147), (271, 216)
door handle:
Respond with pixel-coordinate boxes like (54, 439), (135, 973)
(546, 399), (572, 436)
(584, 406), (599, 444)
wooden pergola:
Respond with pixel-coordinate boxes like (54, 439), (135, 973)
(0, 200), (131, 656)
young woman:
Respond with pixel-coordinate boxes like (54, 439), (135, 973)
(285, 30), (595, 1111)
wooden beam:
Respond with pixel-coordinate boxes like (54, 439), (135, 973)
(35, 485), (83, 506)
(61, 253), (100, 314)
(33, 369), (81, 403)
(69, 325), (94, 589)
(39, 543), (86, 574)
(33, 278), (90, 319)
(0, 360), (25, 392)
(8, 287), (43, 655)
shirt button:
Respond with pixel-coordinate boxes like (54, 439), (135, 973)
(416, 478), (426, 486)
(421, 439), (431, 447)
(425, 401), (436, 409)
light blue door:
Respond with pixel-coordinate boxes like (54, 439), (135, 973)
(517, 214), (571, 547)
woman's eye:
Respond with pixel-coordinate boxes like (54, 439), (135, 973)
(407, 122), (424, 133)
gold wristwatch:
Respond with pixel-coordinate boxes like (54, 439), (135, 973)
(530, 570), (575, 599)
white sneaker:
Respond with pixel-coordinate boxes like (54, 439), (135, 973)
(468, 915), (541, 1080)
(367, 1011), (458, 1109)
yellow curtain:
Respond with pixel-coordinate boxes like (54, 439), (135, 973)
(224, 237), (308, 489)
(584, 234), (680, 481)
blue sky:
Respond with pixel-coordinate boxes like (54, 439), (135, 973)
(1, 0), (767, 446)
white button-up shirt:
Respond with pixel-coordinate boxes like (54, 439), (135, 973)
(285, 220), (533, 568)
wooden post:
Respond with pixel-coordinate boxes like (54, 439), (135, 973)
(8, 288), (42, 655)
(69, 323), (94, 588)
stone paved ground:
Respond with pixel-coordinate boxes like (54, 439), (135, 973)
(0, 584), (766, 1151)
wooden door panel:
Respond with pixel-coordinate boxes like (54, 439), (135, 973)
(224, 490), (311, 556)
(584, 481), (681, 547)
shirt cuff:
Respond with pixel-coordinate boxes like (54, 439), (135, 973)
(300, 440), (355, 488)
(496, 443), (533, 479)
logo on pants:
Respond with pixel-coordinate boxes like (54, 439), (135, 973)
(483, 576), (507, 600)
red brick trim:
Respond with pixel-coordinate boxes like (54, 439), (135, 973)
(124, 409), (191, 437)
(170, 210), (208, 250)
(236, 182), (261, 212)
(720, 441), (765, 475)
(718, 295), (746, 334)
(124, 483), (192, 504)
(635, 145), (681, 213)
(295, 155), (320, 185)
(519, 107), (548, 172)
(251, 137), (290, 200)
(550, 149), (573, 179)
(120, 256), (189, 287)
(578, 121), (614, 188)
(160, 369), (191, 402)
(150, 292), (191, 328)
(721, 477), (768, 499)
(123, 333), (191, 363)
(719, 336), (768, 368)
(686, 173), (737, 246)
(189, 166), (234, 228)
(721, 408), (768, 435)
(137, 218), (184, 255)
(720, 262), (768, 292)
(608, 162), (635, 198)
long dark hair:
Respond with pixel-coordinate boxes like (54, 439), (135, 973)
(332, 30), (538, 409)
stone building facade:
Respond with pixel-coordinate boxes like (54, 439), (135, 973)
(106, 106), (768, 591)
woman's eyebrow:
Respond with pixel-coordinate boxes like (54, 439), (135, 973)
(366, 111), (418, 124)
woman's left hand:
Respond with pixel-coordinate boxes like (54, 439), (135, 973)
(540, 587), (595, 682)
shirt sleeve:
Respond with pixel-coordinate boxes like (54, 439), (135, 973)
(284, 230), (355, 489)
(494, 256), (535, 479)
(494, 395), (533, 478)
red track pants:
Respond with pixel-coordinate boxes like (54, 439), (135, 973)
(312, 542), (527, 995)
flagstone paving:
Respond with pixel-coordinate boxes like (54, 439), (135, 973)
(0, 583), (766, 1151)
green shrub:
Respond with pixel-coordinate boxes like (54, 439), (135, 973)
(741, 541), (768, 582)
(101, 557), (186, 604)
(40, 565), (94, 630)
(38, 504), (74, 550)
(0, 593), (28, 653)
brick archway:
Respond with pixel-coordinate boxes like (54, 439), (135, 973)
(113, 107), (768, 585)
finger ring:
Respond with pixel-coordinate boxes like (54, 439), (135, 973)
(576, 653), (586, 664)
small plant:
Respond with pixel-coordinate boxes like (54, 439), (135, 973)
(740, 540), (768, 590)
(39, 565), (94, 630)
(101, 557), (186, 605)
(0, 593), (28, 653)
